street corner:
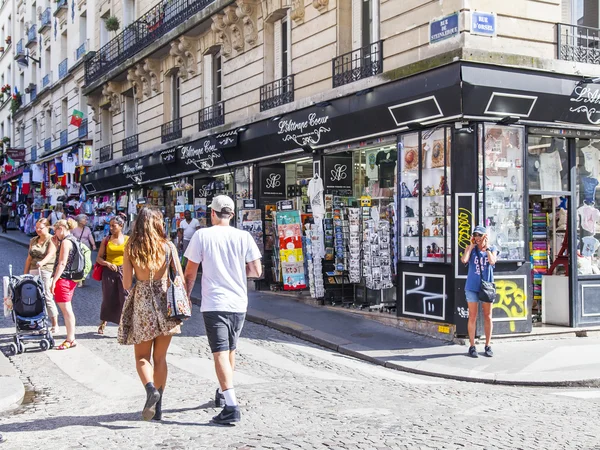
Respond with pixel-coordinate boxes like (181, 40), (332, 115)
(0, 353), (25, 414)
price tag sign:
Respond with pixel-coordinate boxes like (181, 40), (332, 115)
(243, 199), (256, 209)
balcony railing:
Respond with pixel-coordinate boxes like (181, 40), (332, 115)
(332, 40), (383, 88)
(558, 23), (600, 65)
(15, 39), (24, 56)
(85, 0), (215, 85)
(198, 101), (224, 131)
(78, 118), (88, 139)
(58, 58), (68, 79)
(42, 74), (50, 88)
(44, 138), (51, 153)
(76, 42), (86, 61)
(122, 134), (139, 155)
(260, 75), (294, 112)
(161, 118), (182, 143)
(99, 143), (113, 163)
(26, 25), (37, 47)
(30, 146), (37, 162)
(53, 0), (67, 16)
(60, 129), (68, 146)
(39, 8), (51, 32)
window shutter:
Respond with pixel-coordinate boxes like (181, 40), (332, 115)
(203, 54), (213, 106)
(274, 19), (282, 80)
(351, 0), (362, 51)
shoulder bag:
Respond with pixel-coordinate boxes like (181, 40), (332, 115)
(91, 237), (107, 281)
(478, 248), (497, 303)
(166, 244), (191, 320)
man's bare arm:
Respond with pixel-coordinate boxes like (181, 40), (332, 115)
(246, 259), (262, 279)
(184, 260), (200, 298)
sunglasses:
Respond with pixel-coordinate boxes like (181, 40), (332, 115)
(472, 233), (483, 237)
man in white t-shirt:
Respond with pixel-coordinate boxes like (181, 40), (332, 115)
(177, 210), (200, 255)
(184, 195), (262, 425)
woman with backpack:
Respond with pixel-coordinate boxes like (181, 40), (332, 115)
(51, 218), (80, 350)
(73, 214), (96, 287)
(95, 216), (128, 335)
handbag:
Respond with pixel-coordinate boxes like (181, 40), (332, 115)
(166, 245), (191, 320)
(477, 249), (497, 303)
(91, 237), (107, 281)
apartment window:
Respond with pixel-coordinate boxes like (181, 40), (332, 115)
(44, 48), (51, 80)
(564, 0), (600, 27)
(124, 93), (137, 137)
(100, 13), (109, 48)
(61, 98), (68, 131)
(45, 109), (52, 139)
(213, 54), (222, 103)
(123, 0), (136, 26)
(79, 13), (87, 53)
(281, 18), (289, 79)
(32, 119), (37, 147)
(101, 109), (112, 144)
(20, 126), (24, 147)
(172, 73), (180, 120)
(361, 0), (372, 47)
(351, 0), (379, 50)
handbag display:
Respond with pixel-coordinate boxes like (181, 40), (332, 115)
(91, 238), (107, 281)
(477, 249), (497, 303)
(166, 246), (191, 320)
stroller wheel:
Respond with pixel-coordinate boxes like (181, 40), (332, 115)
(8, 343), (17, 356)
(17, 342), (25, 354)
(40, 339), (50, 351)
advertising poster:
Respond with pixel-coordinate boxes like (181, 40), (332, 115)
(276, 210), (306, 290)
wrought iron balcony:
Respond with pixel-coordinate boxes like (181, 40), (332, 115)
(198, 101), (224, 131)
(558, 23), (600, 65)
(26, 25), (37, 47)
(30, 146), (37, 162)
(15, 39), (24, 57)
(260, 75), (294, 112)
(99, 143), (113, 163)
(60, 129), (68, 146)
(332, 40), (383, 88)
(85, 0), (215, 86)
(44, 138), (51, 153)
(122, 134), (139, 155)
(161, 118), (182, 143)
(58, 58), (68, 79)
(76, 42), (86, 61)
(39, 8), (52, 32)
(42, 74), (50, 88)
(78, 118), (88, 139)
(53, 0), (67, 17)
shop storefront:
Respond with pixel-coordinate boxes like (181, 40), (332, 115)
(82, 61), (600, 335)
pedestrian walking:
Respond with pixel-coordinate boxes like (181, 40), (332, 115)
(72, 214), (96, 287)
(103, 205), (115, 238)
(119, 208), (183, 421)
(49, 204), (64, 227)
(51, 218), (80, 350)
(177, 210), (200, 255)
(460, 225), (498, 358)
(95, 216), (128, 335)
(184, 195), (262, 425)
(0, 199), (10, 233)
(23, 218), (60, 334)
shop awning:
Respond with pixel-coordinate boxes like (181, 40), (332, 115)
(1, 167), (25, 182)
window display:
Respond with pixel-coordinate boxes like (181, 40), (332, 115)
(527, 136), (568, 193)
(479, 125), (525, 261)
(576, 139), (600, 275)
(399, 127), (452, 263)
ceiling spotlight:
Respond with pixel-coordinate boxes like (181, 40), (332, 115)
(271, 116), (282, 122)
(406, 122), (424, 131)
(314, 101), (331, 107)
(355, 88), (373, 96)
(237, 126), (248, 133)
(498, 115), (520, 126)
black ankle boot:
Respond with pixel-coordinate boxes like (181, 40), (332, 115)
(152, 388), (163, 421)
(142, 382), (160, 421)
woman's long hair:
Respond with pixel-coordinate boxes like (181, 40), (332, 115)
(125, 208), (166, 272)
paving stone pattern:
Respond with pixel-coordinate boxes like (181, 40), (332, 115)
(0, 238), (598, 449)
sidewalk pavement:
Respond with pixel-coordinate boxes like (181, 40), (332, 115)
(3, 230), (600, 391)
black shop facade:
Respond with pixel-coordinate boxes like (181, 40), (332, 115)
(82, 60), (600, 336)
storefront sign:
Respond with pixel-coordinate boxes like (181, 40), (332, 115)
(194, 178), (214, 198)
(81, 145), (93, 167)
(160, 147), (177, 164)
(563, 83), (600, 125)
(323, 155), (353, 193)
(122, 161), (146, 184)
(278, 113), (332, 147)
(430, 13), (459, 44)
(215, 130), (238, 149)
(259, 166), (286, 198)
(1, 167), (24, 182)
(471, 12), (496, 37)
(6, 148), (26, 162)
(178, 137), (224, 171)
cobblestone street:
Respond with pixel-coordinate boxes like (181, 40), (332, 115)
(1, 238), (599, 450)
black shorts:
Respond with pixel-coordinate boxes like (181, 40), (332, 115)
(203, 311), (246, 353)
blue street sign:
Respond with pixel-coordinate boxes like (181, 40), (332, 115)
(430, 13), (459, 44)
(471, 11), (496, 36)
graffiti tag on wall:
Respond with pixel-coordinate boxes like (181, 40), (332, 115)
(492, 278), (528, 332)
(455, 194), (475, 279)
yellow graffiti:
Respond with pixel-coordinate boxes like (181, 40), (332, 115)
(457, 208), (472, 257)
(493, 280), (527, 332)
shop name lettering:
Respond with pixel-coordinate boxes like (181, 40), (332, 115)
(181, 142), (222, 170)
(123, 163), (145, 183)
(330, 164), (347, 182)
(570, 85), (600, 124)
(279, 113), (331, 147)
(265, 173), (281, 189)
(197, 184), (210, 197)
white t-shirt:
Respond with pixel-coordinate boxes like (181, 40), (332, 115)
(539, 151), (562, 193)
(185, 225), (262, 312)
(31, 164), (43, 183)
(62, 153), (77, 174)
(308, 176), (325, 218)
(180, 218), (200, 241)
(49, 188), (65, 206)
(49, 211), (64, 225)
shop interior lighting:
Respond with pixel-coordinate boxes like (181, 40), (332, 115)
(498, 115), (520, 125)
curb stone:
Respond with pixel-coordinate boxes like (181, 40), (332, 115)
(0, 353), (25, 414)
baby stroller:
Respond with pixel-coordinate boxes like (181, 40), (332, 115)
(6, 265), (54, 355)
